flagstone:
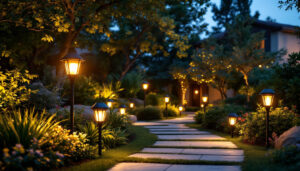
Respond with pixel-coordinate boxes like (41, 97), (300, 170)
(141, 148), (244, 156)
(149, 128), (199, 131)
(167, 164), (241, 171)
(150, 131), (210, 135)
(154, 141), (238, 148)
(157, 135), (225, 140)
(109, 162), (171, 171)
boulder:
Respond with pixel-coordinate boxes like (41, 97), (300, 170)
(128, 115), (137, 123)
(49, 104), (94, 120)
(275, 126), (300, 149)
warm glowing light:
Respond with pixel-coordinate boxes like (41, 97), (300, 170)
(107, 102), (112, 108)
(201, 104), (204, 108)
(142, 83), (149, 90)
(95, 110), (106, 122)
(165, 96), (170, 103)
(194, 90), (199, 94)
(120, 108), (126, 115)
(130, 103), (134, 108)
(64, 59), (82, 75)
(229, 117), (237, 126)
(259, 64), (262, 68)
(202, 96), (208, 103)
(262, 95), (273, 107)
(179, 106), (183, 111)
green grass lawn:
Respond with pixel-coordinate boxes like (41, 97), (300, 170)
(61, 125), (157, 171)
(186, 123), (292, 171)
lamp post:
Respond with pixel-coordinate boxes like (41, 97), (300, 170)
(164, 95), (170, 118)
(129, 102), (135, 109)
(61, 48), (84, 133)
(107, 99), (114, 109)
(91, 102), (108, 156)
(260, 89), (275, 148)
(228, 113), (238, 138)
(119, 104), (127, 115)
(179, 105), (184, 117)
(142, 81), (149, 108)
(202, 94), (208, 113)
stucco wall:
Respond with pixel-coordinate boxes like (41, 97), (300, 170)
(271, 32), (300, 63)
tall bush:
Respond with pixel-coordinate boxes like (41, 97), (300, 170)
(120, 71), (143, 98)
(145, 93), (164, 106)
(133, 106), (163, 120)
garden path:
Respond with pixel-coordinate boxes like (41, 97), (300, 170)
(109, 112), (244, 171)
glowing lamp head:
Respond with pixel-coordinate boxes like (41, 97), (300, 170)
(129, 102), (134, 108)
(164, 95), (170, 103)
(260, 89), (275, 107)
(119, 104), (127, 115)
(202, 95), (208, 103)
(61, 48), (84, 76)
(179, 105), (184, 112)
(194, 90), (199, 95)
(142, 81), (149, 90)
(228, 113), (238, 126)
(107, 99), (114, 108)
(201, 104), (204, 108)
(91, 102), (108, 123)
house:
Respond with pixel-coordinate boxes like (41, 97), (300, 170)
(185, 20), (300, 107)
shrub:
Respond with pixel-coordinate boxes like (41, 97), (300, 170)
(270, 146), (300, 169)
(202, 104), (246, 132)
(185, 106), (200, 112)
(161, 105), (179, 117)
(239, 106), (296, 145)
(79, 122), (128, 150)
(55, 107), (89, 129)
(134, 106), (163, 120)
(145, 93), (164, 106)
(120, 71), (143, 98)
(0, 109), (59, 148)
(194, 110), (205, 124)
(224, 95), (247, 106)
(104, 110), (130, 130)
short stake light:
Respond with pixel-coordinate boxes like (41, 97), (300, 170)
(165, 95), (170, 118)
(91, 102), (108, 156)
(179, 105), (184, 116)
(119, 104), (127, 115)
(202, 94), (208, 113)
(142, 81), (149, 108)
(260, 89), (275, 148)
(107, 99), (114, 109)
(129, 102), (135, 109)
(228, 113), (238, 138)
(61, 48), (84, 133)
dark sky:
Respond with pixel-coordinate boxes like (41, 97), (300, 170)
(204, 0), (300, 31)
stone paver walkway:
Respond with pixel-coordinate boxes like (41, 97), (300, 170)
(109, 112), (244, 171)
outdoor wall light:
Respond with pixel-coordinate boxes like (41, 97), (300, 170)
(91, 102), (108, 156)
(260, 89), (275, 148)
(107, 99), (114, 108)
(194, 89), (199, 95)
(142, 81), (149, 108)
(119, 104), (127, 115)
(202, 94), (208, 113)
(165, 95), (170, 118)
(129, 102), (135, 108)
(228, 113), (238, 138)
(179, 105), (184, 116)
(61, 48), (84, 133)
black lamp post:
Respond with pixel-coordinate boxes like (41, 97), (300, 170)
(61, 48), (84, 133)
(260, 89), (275, 148)
(119, 104), (127, 115)
(142, 81), (149, 108)
(228, 113), (238, 138)
(202, 94), (208, 113)
(164, 95), (170, 118)
(91, 102), (108, 156)
(179, 105), (184, 117)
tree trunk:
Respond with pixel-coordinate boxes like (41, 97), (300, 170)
(242, 74), (250, 103)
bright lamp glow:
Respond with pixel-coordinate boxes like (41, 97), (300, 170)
(142, 83), (148, 90)
(130, 103), (134, 108)
(107, 102), (112, 108)
(179, 106), (183, 111)
(64, 59), (82, 75)
(95, 109), (106, 122)
(202, 96), (208, 103)
(194, 90), (199, 94)
(165, 96), (170, 103)
(260, 89), (275, 107)
(201, 104), (204, 108)
(120, 108), (126, 114)
(229, 117), (237, 126)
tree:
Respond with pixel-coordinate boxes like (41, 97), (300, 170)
(279, 0), (300, 12)
(189, 43), (231, 100)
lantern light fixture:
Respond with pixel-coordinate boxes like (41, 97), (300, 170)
(165, 95), (170, 103)
(228, 113), (238, 138)
(179, 105), (184, 116)
(194, 89), (199, 95)
(129, 102), (135, 108)
(142, 81), (149, 108)
(119, 104), (127, 115)
(202, 94), (208, 112)
(91, 102), (108, 156)
(107, 99), (114, 108)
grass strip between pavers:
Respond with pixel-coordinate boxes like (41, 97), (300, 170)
(123, 157), (241, 165)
